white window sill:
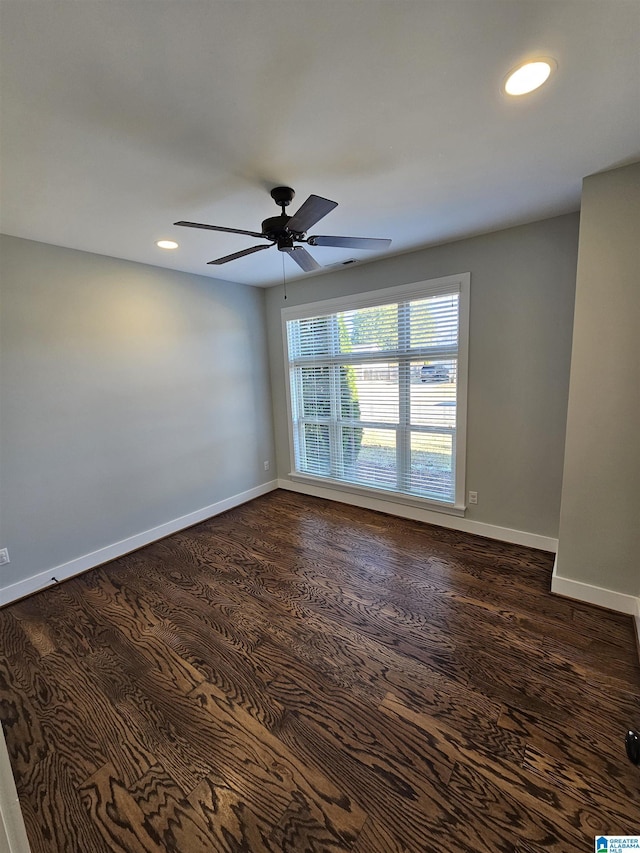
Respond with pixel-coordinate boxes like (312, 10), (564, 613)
(288, 472), (466, 517)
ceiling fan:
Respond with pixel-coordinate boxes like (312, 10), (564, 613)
(174, 186), (391, 272)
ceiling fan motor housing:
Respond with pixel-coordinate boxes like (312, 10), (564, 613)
(261, 215), (305, 245)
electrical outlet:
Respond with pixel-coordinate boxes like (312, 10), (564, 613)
(0, 548), (10, 565)
(263, 460), (270, 471)
(468, 491), (478, 505)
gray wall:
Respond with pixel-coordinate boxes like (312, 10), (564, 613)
(556, 163), (640, 596)
(266, 214), (579, 539)
(0, 235), (275, 590)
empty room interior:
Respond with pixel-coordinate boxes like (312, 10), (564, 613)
(1, 2), (639, 851)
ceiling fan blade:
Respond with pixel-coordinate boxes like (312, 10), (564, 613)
(285, 246), (322, 272)
(174, 220), (266, 239)
(308, 235), (392, 250)
(286, 195), (338, 234)
(207, 244), (273, 265)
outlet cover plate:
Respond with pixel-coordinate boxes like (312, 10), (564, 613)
(0, 548), (9, 565)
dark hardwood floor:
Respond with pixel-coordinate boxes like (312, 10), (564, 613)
(1, 490), (639, 852)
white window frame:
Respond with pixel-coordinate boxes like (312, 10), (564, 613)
(281, 273), (470, 515)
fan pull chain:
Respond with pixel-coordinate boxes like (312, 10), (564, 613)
(282, 252), (287, 300)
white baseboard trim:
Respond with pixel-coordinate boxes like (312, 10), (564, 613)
(0, 731), (31, 853)
(551, 556), (640, 616)
(0, 480), (278, 607)
(277, 478), (558, 553)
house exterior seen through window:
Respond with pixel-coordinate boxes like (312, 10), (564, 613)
(283, 274), (470, 511)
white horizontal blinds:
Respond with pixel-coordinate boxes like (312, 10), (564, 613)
(287, 315), (335, 359)
(286, 286), (461, 503)
(409, 358), (457, 501)
(407, 292), (459, 502)
(340, 359), (398, 491)
(295, 366), (331, 476)
(340, 303), (398, 353)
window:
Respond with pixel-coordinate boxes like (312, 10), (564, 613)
(283, 274), (470, 511)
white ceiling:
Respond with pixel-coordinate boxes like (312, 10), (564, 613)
(1, 1), (639, 288)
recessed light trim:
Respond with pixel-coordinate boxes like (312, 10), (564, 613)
(504, 58), (555, 96)
(156, 239), (179, 250)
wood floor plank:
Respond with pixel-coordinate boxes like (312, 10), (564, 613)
(204, 510), (561, 642)
(253, 609), (503, 739)
(570, 598), (637, 646)
(70, 645), (213, 793)
(542, 632), (640, 685)
(467, 642), (640, 732)
(227, 491), (553, 583)
(128, 762), (215, 852)
(149, 618), (284, 729)
(522, 743), (637, 828)
(497, 702), (640, 804)
(387, 681), (526, 765)
(11, 585), (98, 658)
(350, 815), (408, 853)
(267, 669), (457, 795)
(380, 692), (640, 844)
(20, 752), (109, 853)
(277, 702), (516, 853)
(34, 646), (166, 792)
(446, 761), (582, 852)
(0, 628), (107, 787)
(0, 657), (49, 785)
(268, 789), (362, 853)
(188, 678), (368, 846)
(124, 558), (265, 658)
(80, 762), (168, 853)
(1, 489), (638, 852)
(62, 572), (208, 697)
(188, 772), (282, 852)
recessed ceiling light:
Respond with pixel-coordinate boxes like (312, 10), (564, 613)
(504, 59), (555, 96)
(156, 239), (179, 249)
